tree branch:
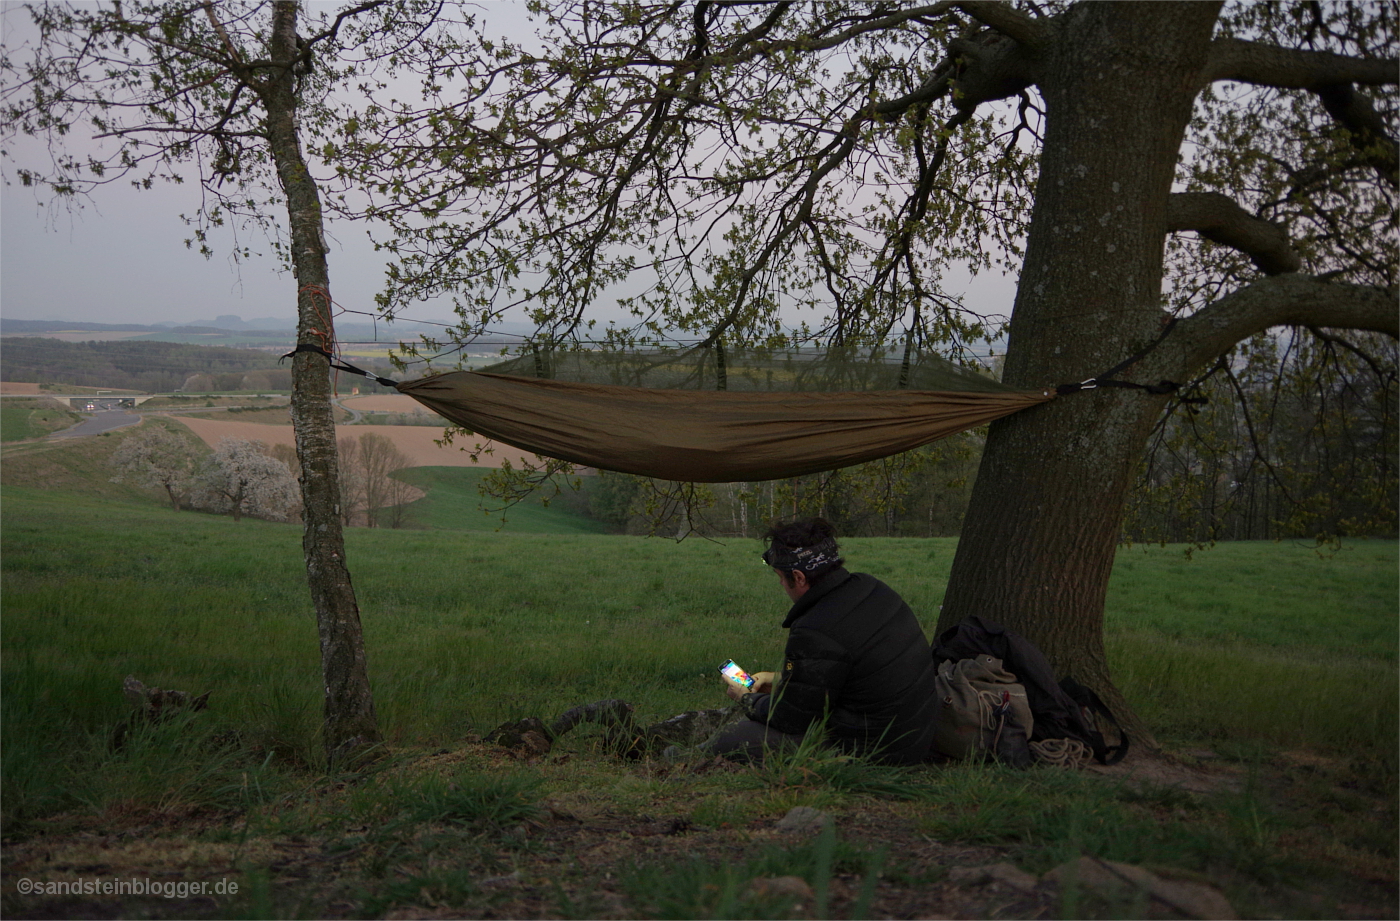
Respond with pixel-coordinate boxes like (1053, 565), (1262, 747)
(952, 1), (1051, 50)
(1203, 38), (1398, 88)
(1174, 274), (1398, 374)
(1305, 325), (1393, 382)
(1165, 191), (1301, 275)
(1313, 82), (1399, 186)
(945, 27), (1041, 112)
(201, 2), (245, 64)
(303, 0), (392, 47)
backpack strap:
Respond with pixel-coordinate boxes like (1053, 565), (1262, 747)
(1059, 676), (1130, 765)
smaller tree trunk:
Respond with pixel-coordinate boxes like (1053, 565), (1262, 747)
(262, 0), (380, 765)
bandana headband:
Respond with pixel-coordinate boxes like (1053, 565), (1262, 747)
(762, 537), (840, 573)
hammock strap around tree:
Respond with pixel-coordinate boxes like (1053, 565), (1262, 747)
(1053, 318), (1200, 398)
(280, 343), (401, 388)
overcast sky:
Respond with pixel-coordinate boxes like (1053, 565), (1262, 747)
(0, 2), (1017, 336)
(2, 161), (396, 328)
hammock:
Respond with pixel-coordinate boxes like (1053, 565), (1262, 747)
(395, 346), (1055, 482)
(295, 332), (1186, 483)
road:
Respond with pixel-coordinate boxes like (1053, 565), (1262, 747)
(50, 409), (143, 438)
(335, 398), (365, 423)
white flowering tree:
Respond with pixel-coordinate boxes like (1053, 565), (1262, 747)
(108, 425), (206, 512)
(195, 438), (299, 523)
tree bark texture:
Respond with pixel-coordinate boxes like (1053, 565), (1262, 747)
(939, 2), (1228, 749)
(263, 0), (380, 764)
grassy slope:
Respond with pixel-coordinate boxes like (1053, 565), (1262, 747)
(1108, 541), (1397, 659)
(3, 485), (1394, 750)
(393, 466), (612, 534)
(0, 403), (83, 442)
(0, 418), (200, 505)
(3, 476), (1396, 918)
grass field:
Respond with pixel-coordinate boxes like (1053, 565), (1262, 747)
(1, 475), (1396, 918)
(395, 466), (611, 534)
(0, 401), (82, 442)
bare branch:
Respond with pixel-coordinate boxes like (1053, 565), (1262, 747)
(1305, 325), (1393, 381)
(1166, 191), (1301, 275)
(303, 0), (393, 47)
(1313, 83), (1399, 185)
(201, 2), (245, 63)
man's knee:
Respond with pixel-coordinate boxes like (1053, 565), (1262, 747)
(702, 719), (804, 762)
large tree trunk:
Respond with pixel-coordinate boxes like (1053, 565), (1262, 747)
(939, 2), (1226, 751)
(264, 1), (380, 765)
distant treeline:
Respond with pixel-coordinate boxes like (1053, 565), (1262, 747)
(0, 319), (164, 334)
(0, 337), (404, 393)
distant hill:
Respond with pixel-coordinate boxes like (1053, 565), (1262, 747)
(1, 316), (553, 372)
(0, 319), (163, 334)
(0, 338), (285, 391)
(3, 315), (540, 340)
(185, 314), (296, 330)
(0, 338), (323, 393)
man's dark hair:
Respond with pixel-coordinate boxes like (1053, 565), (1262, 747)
(762, 517), (844, 583)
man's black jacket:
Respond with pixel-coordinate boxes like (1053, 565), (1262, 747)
(742, 567), (938, 764)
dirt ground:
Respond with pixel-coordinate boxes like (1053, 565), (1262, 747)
(342, 395), (431, 413)
(3, 749), (1395, 921)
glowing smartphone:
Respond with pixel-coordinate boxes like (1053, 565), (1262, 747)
(718, 659), (756, 690)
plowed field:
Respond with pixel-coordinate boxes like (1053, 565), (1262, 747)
(172, 416), (536, 468)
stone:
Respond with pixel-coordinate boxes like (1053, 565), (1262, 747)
(775, 805), (832, 833)
(948, 862), (1040, 893)
(746, 875), (815, 902)
(1043, 857), (1237, 920)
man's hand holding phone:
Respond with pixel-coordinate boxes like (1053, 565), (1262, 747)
(719, 660), (775, 701)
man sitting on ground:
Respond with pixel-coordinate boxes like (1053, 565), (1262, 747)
(703, 517), (940, 764)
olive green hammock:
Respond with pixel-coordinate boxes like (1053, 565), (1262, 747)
(292, 342), (1177, 483)
(388, 344), (1059, 483)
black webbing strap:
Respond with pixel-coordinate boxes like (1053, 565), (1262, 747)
(280, 343), (400, 389)
(1055, 318), (1204, 402)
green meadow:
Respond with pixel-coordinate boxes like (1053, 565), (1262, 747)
(393, 466), (612, 534)
(1, 453), (1396, 918)
(0, 401), (82, 442)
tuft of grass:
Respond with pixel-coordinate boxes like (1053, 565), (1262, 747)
(915, 759), (1315, 890)
(621, 823), (885, 920)
(399, 770), (545, 829)
(2, 694), (293, 834)
(742, 729), (931, 802)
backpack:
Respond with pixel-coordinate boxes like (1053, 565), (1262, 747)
(932, 654), (1034, 768)
(932, 616), (1129, 766)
